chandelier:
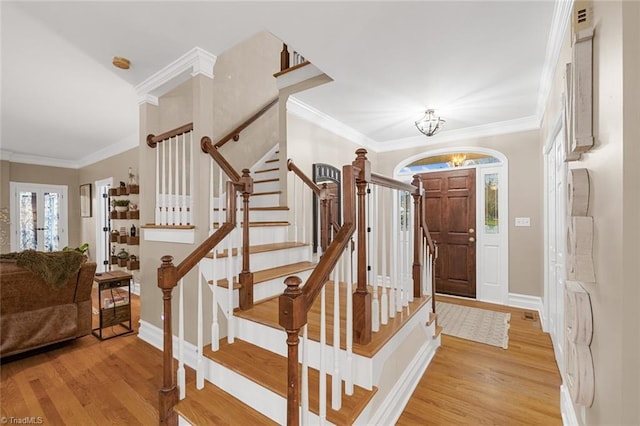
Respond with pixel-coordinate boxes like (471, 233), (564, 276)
(415, 109), (446, 137)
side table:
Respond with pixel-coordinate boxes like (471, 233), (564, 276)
(92, 271), (134, 340)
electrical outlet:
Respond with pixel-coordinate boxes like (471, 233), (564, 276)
(515, 217), (531, 227)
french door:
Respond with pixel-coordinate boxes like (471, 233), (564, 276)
(10, 182), (68, 252)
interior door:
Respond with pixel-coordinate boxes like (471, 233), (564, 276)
(422, 169), (476, 297)
(10, 182), (68, 252)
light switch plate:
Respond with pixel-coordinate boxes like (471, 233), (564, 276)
(515, 217), (531, 227)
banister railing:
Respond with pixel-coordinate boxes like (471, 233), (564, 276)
(157, 180), (238, 426)
(279, 44), (308, 72)
(213, 97), (278, 149)
(288, 159), (336, 253)
(147, 123), (195, 226)
(201, 136), (254, 310)
(280, 150), (439, 425)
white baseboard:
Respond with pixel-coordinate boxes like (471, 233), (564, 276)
(508, 292), (546, 330)
(137, 320), (199, 370)
(561, 384), (581, 425)
(367, 334), (439, 425)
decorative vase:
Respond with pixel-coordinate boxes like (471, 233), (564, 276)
(115, 206), (128, 213)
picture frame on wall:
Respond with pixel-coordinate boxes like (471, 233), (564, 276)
(80, 183), (92, 217)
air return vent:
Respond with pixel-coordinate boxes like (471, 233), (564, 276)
(573, 1), (593, 33)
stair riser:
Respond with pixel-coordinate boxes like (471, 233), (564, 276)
(253, 180), (280, 193)
(248, 225), (289, 245)
(253, 169), (279, 180)
(201, 245), (311, 280)
(250, 193), (280, 208)
(212, 209), (288, 223)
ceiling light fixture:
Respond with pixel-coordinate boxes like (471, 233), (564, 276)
(415, 109), (445, 137)
(112, 56), (130, 70)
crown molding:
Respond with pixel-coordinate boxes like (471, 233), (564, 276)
(0, 149), (81, 169)
(77, 132), (139, 168)
(1, 132), (138, 169)
(536, 0), (574, 124)
(135, 47), (216, 105)
(375, 115), (540, 153)
(287, 96), (379, 152)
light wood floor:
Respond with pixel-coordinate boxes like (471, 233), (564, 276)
(1, 293), (562, 425)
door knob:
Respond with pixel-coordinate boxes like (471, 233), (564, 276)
(469, 228), (475, 234)
(469, 237), (475, 243)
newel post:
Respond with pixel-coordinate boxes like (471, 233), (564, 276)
(281, 44), (291, 71)
(411, 175), (423, 298)
(279, 276), (306, 426)
(353, 148), (372, 345)
(239, 168), (254, 310)
(158, 255), (179, 426)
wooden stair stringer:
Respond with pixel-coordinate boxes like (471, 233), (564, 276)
(203, 338), (377, 426)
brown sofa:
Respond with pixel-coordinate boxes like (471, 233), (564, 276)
(0, 260), (97, 358)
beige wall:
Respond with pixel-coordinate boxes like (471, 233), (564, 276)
(77, 148), (138, 266)
(212, 31), (281, 172)
(0, 161), (11, 253)
(540, 1), (640, 423)
(0, 161), (80, 251)
(138, 31), (281, 341)
(374, 130), (543, 297)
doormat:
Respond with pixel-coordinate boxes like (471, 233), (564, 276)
(436, 302), (510, 349)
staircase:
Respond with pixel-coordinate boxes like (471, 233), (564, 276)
(170, 149), (440, 425)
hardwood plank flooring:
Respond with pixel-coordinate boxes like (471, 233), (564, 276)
(1, 290), (562, 425)
(397, 295), (562, 425)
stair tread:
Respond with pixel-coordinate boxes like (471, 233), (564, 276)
(206, 242), (307, 259)
(265, 158), (279, 164)
(213, 221), (289, 228)
(254, 177), (279, 184)
(253, 261), (315, 284)
(175, 377), (278, 425)
(204, 339), (377, 425)
(255, 167), (278, 174)
(211, 277), (241, 290)
(427, 311), (437, 326)
(253, 190), (281, 196)
(213, 206), (288, 211)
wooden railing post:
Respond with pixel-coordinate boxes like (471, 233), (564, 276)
(158, 255), (179, 426)
(353, 149), (372, 345)
(281, 44), (291, 71)
(238, 168), (254, 310)
(411, 175), (423, 298)
(279, 276), (306, 426)
(320, 183), (331, 252)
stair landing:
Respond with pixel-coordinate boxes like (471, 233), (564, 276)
(235, 281), (431, 358)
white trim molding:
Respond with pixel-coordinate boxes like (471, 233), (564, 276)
(138, 320), (199, 369)
(561, 383), (581, 426)
(143, 227), (195, 244)
(135, 47), (217, 105)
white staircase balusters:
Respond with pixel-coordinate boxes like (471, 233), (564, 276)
(397, 190), (404, 313)
(161, 141), (167, 225)
(168, 136), (174, 225)
(174, 135), (179, 225)
(301, 324), (309, 425)
(332, 260), (342, 410)
(155, 145), (161, 225)
(407, 191), (414, 305)
(226, 224), (235, 344)
(316, 187), (323, 259)
(178, 278), (186, 400)
(319, 285), (327, 425)
(293, 172), (298, 242)
(196, 268), (205, 390)
(345, 246), (354, 396)
(389, 189), (397, 318)
(380, 186), (389, 325)
(371, 185), (380, 332)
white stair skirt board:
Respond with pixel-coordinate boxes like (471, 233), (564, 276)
(143, 227), (195, 244)
(201, 244), (309, 279)
(138, 320), (200, 370)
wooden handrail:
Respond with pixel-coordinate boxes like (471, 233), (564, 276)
(201, 136), (241, 182)
(287, 159), (322, 194)
(371, 171), (416, 193)
(147, 123), (193, 148)
(213, 98), (278, 149)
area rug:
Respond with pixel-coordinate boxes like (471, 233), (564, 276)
(436, 302), (510, 349)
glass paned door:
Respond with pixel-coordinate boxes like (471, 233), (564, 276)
(11, 183), (68, 252)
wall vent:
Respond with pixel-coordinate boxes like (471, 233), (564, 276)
(573, 1), (593, 33)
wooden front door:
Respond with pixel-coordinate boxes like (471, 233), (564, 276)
(422, 169), (476, 298)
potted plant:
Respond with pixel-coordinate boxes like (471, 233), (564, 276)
(113, 199), (130, 212)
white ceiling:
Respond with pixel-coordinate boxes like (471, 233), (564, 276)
(1, 1), (561, 168)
